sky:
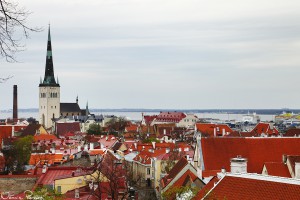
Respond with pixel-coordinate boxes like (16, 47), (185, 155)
(1, 0), (300, 110)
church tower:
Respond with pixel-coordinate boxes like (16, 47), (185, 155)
(39, 25), (60, 128)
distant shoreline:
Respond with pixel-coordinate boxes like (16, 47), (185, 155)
(1, 108), (299, 115)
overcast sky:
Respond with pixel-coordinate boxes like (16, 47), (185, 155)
(1, 0), (300, 110)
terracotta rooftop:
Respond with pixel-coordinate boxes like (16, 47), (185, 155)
(201, 137), (300, 173)
(264, 162), (291, 178)
(251, 122), (279, 136)
(56, 122), (80, 137)
(196, 123), (234, 137)
(37, 167), (79, 185)
(161, 157), (189, 188)
(202, 174), (300, 200)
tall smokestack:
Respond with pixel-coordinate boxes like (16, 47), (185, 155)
(13, 85), (18, 122)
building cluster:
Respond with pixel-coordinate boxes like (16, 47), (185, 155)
(1, 27), (300, 199)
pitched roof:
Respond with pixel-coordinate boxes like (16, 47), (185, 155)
(196, 123), (234, 137)
(264, 162), (291, 178)
(285, 128), (300, 137)
(36, 167), (78, 185)
(251, 122), (279, 136)
(201, 137), (300, 173)
(287, 155), (300, 175)
(156, 112), (186, 123)
(56, 122), (80, 136)
(22, 124), (43, 136)
(161, 157), (189, 188)
(203, 174), (300, 200)
(33, 134), (58, 142)
(60, 103), (81, 113)
(29, 153), (64, 165)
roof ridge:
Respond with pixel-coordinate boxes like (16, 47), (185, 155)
(227, 173), (300, 185)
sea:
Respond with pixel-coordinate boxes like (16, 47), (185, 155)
(0, 110), (276, 122)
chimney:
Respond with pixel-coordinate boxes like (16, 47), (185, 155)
(230, 156), (247, 174)
(166, 148), (170, 154)
(42, 164), (47, 174)
(152, 141), (156, 149)
(13, 85), (18, 122)
(282, 154), (287, 164)
(90, 143), (94, 150)
(296, 163), (300, 179)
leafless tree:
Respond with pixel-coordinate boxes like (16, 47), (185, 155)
(0, 75), (12, 83)
(87, 151), (129, 200)
(0, 0), (41, 62)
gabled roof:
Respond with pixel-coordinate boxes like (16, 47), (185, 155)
(264, 162), (291, 178)
(202, 174), (300, 200)
(161, 157), (189, 188)
(60, 103), (81, 113)
(156, 112), (186, 123)
(29, 153), (64, 165)
(201, 137), (300, 173)
(285, 128), (300, 137)
(251, 122), (279, 136)
(33, 134), (57, 142)
(22, 124), (43, 136)
(287, 155), (300, 175)
(144, 115), (157, 125)
(196, 123), (233, 137)
(36, 167), (79, 185)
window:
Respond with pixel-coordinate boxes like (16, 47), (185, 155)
(57, 186), (61, 193)
(147, 168), (150, 175)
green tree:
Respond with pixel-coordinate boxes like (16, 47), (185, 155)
(88, 123), (102, 135)
(14, 135), (34, 171)
(25, 186), (64, 200)
(162, 185), (199, 200)
(106, 116), (129, 135)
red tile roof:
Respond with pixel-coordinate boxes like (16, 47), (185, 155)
(193, 176), (219, 200)
(144, 115), (157, 125)
(33, 134), (58, 142)
(36, 167), (79, 185)
(285, 128), (300, 137)
(264, 162), (291, 178)
(196, 123), (233, 137)
(203, 174), (300, 200)
(201, 137), (300, 173)
(29, 153), (65, 165)
(156, 112), (186, 123)
(161, 157), (189, 188)
(56, 122), (80, 136)
(125, 124), (138, 132)
(251, 122), (279, 136)
(287, 155), (300, 175)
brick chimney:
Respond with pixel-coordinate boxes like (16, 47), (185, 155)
(13, 85), (18, 122)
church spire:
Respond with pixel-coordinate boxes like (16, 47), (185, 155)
(40, 24), (59, 86)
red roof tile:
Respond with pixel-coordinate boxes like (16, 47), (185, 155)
(37, 167), (79, 185)
(161, 157), (188, 188)
(33, 134), (58, 142)
(203, 175), (300, 200)
(251, 122), (279, 136)
(201, 137), (300, 173)
(196, 123), (233, 137)
(264, 162), (291, 178)
(156, 112), (186, 123)
(56, 122), (80, 136)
